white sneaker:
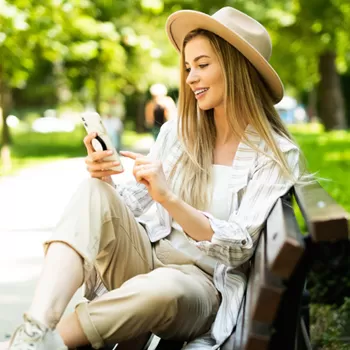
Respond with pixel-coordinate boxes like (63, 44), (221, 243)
(8, 314), (67, 350)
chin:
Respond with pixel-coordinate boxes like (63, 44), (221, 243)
(197, 102), (214, 111)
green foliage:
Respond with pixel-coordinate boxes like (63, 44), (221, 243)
(1, 0), (349, 114)
(289, 125), (350, 348)
(11, 127), (86, 159)
(311, 298), (350, 349)
(4, 126), (149, 175)
(289, 124), (350, 213)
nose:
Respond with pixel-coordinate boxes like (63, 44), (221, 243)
(186, 68), (199, 86)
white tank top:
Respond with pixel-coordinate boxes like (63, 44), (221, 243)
(171, 164), (231, 231)
(206, 164), (231, 220)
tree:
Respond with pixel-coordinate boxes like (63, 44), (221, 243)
(264, 0), (349, 130)
(0, 0), (37, 146)
(0, 0), (40, 170)
(302, 0), (350, 130)
(3, 0), (349, 137)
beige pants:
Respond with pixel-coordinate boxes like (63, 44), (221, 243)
(44, 179), (220, 349)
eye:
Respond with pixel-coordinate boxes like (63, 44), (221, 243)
(185, 67), (191, 73)
(199, 64), (208, 69)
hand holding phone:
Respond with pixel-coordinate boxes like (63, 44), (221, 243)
(81, 111), (123, 172)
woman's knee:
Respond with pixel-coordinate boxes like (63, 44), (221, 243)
(78, 178), (115, 197)
(75, 178), (124, 214)
(142, 268), (187, 305)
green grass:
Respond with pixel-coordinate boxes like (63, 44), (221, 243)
(289, 123), (350, 214)
(2, 123), (350, 217)
(0, 126), (150, 176)
(290, 124), (350, 349)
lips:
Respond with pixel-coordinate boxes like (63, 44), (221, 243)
(194, 88), (209, 100)
(194, 88), (209, 96)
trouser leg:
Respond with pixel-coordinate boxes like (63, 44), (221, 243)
(45, 178), (219, 349)
(76, 265), (219, 349)
(44, 178), (153, 288)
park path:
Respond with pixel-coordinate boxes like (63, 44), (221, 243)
(0, 137), (154, 342)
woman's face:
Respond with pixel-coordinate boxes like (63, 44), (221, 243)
(184, 35), (225, 111)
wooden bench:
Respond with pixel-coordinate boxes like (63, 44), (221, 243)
(224, 182), (349, 350)
(79, 182), (349, 350)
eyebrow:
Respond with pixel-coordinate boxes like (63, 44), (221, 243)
(185, 55), (210, 65)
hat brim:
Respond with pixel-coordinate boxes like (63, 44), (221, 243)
(166, 10), (284, 103)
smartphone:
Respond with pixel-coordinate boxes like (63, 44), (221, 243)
(81, 111), (123, 172)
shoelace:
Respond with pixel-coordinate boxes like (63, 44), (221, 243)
(10, 316), (46, 348)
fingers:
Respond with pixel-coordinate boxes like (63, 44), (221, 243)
(84, 133), (124, 178)
(85, 150), (113, 164)
(133, 163), (153, 182)
(120, 150), (154, 169)
(86, 160), (121, 173)
(119, 151), (153, 168)
(120, 151), (144, 160)
(85, 156), (123, 179)
(133, 163), (163, 184)
(83, 132), (97, 155)
(90, 169), (121, 179)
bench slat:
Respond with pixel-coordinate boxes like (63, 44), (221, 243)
(266, 196), (305, 279)
(294, 183), (349, 242)
(241, 259), (271, 350)
(250, 231), (285, 324)
(246, 321), (270, 350)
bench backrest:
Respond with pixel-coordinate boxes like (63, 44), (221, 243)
(227, 182), (349, 350)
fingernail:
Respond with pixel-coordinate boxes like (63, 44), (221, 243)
(113, 162), (119, 165)
(107, 150), (113, 155)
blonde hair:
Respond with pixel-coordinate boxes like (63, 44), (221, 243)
(170, 29), (303, 210)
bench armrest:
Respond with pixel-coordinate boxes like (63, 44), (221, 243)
(294, 183), (349, 242)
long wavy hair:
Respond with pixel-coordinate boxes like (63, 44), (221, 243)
(170, 29), (301, 210)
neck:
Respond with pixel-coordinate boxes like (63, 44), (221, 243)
(214, 105), (232, 143)
(213, 105), (248, 145)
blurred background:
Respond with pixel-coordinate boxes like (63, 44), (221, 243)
(0, 0), (349, 348)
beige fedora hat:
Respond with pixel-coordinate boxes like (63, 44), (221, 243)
(166, 7), (284, 103)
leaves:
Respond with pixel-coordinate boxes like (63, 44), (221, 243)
(0, 0), (349, 111)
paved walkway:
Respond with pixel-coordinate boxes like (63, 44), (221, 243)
(0, 138), (154, 342)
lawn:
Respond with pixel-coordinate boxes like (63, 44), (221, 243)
(0, 126), (150, 176)
(289, 123), (350, 214)
(288, 124), (350, 349)
(1, 123), (349, 213)
(2, 123), (349, 214)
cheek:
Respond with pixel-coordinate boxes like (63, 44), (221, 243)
(205, 67), (224, 93)
(213, 70), (224, 90)
(211, 72), (225, 98)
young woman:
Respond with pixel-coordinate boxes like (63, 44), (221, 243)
(4, 6), (302, 350)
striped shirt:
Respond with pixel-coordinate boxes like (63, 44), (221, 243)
(87, 119), (300, 349)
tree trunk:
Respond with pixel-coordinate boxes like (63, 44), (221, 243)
(307, 88), (317, 122)
(93, 63), (102, 115)
(136, 93), (147, 133)
(54, 59), (70, 105)
(0, 65), (11, 146)
(318, 51), (347, 130)
(0, 64), (12, 173)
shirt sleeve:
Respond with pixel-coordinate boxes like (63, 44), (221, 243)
(116, 120), (173, 217)
(196, 147), (300, 268)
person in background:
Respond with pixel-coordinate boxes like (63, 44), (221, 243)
(102, 113), (123, 152)
(145, 83), (177, 140)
